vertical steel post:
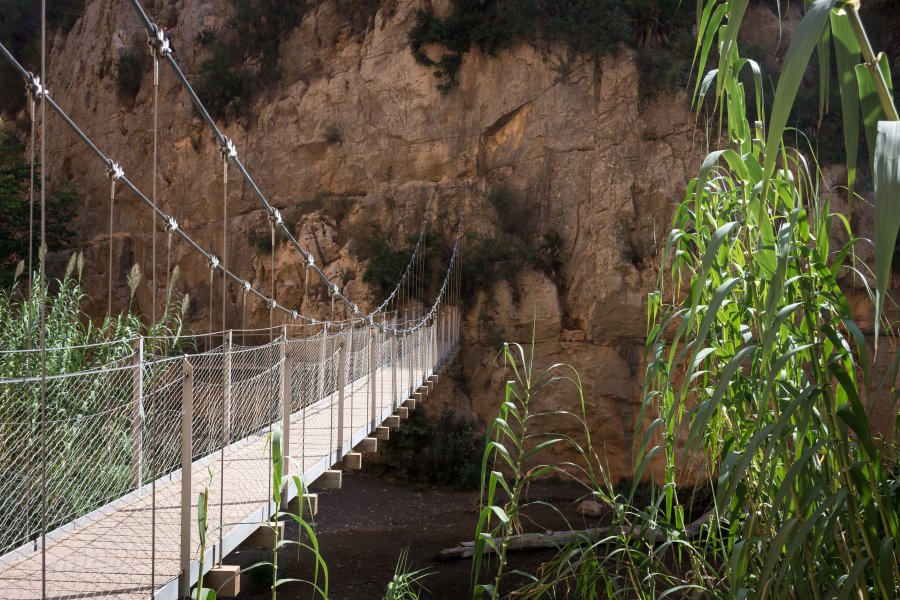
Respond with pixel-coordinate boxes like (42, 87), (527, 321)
(281, 325), (291, 482)
(218, 330), (231, 566)
(336, 336), (348, 464)
(391, 331), (398, 410)
(369, 329), (377, 429)
(132, 336), (143, 489)
(318, 323), (327, 401)
(179, 357), (194, 598)
(223, 330), (232, 445)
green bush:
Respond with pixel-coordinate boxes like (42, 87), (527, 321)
(196, 0), (382, 121)
(0, 131), (78, 285)
(458, 184), (564, 304)
(363, 232), (450, 302)
(367, 406), (484, 491)
(408, 0), (691, 94)
(115, 49), (146, 99)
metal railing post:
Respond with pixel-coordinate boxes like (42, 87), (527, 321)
(336, 336), (348, 464)
(131, 337), (143, 489)
(281, 325), (291, 481)
(318, 323), (327, 401)
(369, 329), (377, 429)
(218, 330), (231, 567)
(179, 357), (194, 598)
(223, 330), (232, 445)
(391, 330), (398, 410)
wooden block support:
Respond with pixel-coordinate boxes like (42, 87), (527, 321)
(429, 374), (439, 382)
(403, 398), (416, 410)
(374, 426), (390, 440)
(287, 493), (318, 517)
(356, 437), (378, 453)
(342, 452), (362, 470)
(203, 565), (240, 597)
(314, 469), (342, 490)
(397, 406), (409, 419)
(412, 392), (423, 403)
(425, 380), (434, 392)
(243, 522), (285, 548)
(385, 415), (401, 429)
(417, 385), (429, 396)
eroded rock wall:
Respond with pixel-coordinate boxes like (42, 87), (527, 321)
(21, 0), (703, 481)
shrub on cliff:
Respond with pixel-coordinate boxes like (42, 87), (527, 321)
(408, 0), (691, 95)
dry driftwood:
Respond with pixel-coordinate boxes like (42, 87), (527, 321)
(436, 513), (712, 561)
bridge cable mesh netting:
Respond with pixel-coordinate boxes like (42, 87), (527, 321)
(0, 0), (464, 597)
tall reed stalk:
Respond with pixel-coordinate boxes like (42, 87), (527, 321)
(472, 1), (898, 597)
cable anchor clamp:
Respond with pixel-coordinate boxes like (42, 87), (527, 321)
(269, 208), (283, 226)
(148, 25), (172, 57)
(25, 73), (48, 98)
(106, 161), (124, 181)
(166, 217), (179, 232)
(219, 137), (237, 160)
(207, 255), (220, 270)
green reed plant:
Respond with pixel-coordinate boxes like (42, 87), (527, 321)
(628, 1), (899, 596)
(471, 2), (899, 597)
(471, 339), (611, 599)
(228, 428), (328, 599)
(0, 254), (189, 381)
(194, 471), (214, 600)
(0, 254), (190, 553)
(383, 546), (431, 600)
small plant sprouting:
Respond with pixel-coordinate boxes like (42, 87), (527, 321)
(383, 546), (431, 600)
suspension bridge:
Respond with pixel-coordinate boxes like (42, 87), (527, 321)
(0, 1), (465, 598)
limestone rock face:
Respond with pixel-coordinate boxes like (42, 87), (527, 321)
(23, 0), (702, 481)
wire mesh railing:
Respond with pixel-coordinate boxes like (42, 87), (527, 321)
(0, 310), (459, 599)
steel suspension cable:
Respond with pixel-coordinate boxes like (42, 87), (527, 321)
(125, 0), (435, 327)
(0, 40), (306, 325)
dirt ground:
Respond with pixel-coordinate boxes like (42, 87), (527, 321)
(224, 471), (598, 599)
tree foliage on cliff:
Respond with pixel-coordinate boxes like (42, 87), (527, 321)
(0, 129), (78, 286)
(196, 0), (383, 121)
(0, 0), (85, 113)
(408, 0), (692, 93)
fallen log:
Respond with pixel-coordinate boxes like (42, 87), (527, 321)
(436, 513), (712, 561)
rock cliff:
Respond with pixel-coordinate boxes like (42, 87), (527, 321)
(14, 0), (712, 481)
